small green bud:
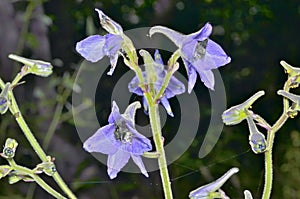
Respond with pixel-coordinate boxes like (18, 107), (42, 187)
(2, 138), (18, 159)
(34, 156), (56, 176)
(0, 83), (11, 114)
(0, 165), (12, 179)
(222, 91), (265, 125)
(8, 54), (53, 77)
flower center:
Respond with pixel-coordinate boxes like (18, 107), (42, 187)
(194, 39), (208, 59)
(114, 120), (133, 144)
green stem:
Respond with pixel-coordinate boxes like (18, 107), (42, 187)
(262, 80), (290, 199)
(8, 159), (66, 199)
(146, 93), (173, 199)
(0, 78), (77, 199)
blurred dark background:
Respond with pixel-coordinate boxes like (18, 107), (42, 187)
(0, 0), (300, 198)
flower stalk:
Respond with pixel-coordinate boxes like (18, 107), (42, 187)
(7, 158), (66, 199)
(262, 79), (290, 199)
(147, 98), (173, 199)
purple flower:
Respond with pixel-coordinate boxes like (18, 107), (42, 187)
(149, 23), (231, 92)
(83, 101), (152, 179)
(128, 50), (185, 117)
(189, 167), (239, 199)
(76, 9), (124, 75)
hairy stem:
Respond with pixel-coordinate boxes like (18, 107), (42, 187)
(146, 93), (173, 199)
(262, 80), (290, 199)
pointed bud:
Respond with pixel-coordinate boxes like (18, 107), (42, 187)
(222, 91), (265, 125)
(277, 90), (300, 118)
(246, 117), (267, 154)
(280, 61), (300, 88)
(189, 167), (239, 199)
(1, 138), (18, 159)
(0, 83), (11, 114)
(8, 54), (53, 77)
(95, 9), (123, 35)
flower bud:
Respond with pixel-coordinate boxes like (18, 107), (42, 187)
(280, 61), (300, 88)
(1, 138), (18, 159)
(277, 90), (300, 118)
(189, 167), (239, 199)
(246, 117), (267, 154)
(8, 54), (53, 77)
(34, 156), (56, 176)
(222, 91), (265, 125)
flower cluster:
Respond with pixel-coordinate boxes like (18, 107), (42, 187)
(76, 8), (234, 197)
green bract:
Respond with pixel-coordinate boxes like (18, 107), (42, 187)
(222, 91), (265, 125)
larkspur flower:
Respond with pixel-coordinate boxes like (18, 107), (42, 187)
(246, 117), (267, 154)
(280, 60), (300, 88)
(83, 101), (152, 179)
(76, 9), (124, 75)
(129, 50), (185, 117)
(149, 23), (231, 92)
(189, 167), (239, 199)
(222, 91), (265, 125)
